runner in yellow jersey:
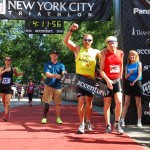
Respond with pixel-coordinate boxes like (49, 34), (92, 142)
(64, 23), (101, 134)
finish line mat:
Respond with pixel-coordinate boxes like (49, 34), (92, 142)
(0, 105), (143, 150)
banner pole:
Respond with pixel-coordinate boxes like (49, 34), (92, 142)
(113, 0), (123, 50)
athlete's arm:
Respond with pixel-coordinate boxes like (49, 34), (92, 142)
(120, 52), (124, 79)
(0, 67), (5, 75)
(13, 68), (24, 76)
(63, 23), (80, 58)
(100, 50), (113, 90)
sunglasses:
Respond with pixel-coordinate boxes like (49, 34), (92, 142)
(83, 39), (92, 42)
(5, 59), (11, 61)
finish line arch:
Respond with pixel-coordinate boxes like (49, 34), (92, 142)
(0, 0), (149, 124)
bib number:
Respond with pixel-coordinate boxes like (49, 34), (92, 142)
(2, 77), (11, 85)
(110, 65), (120, 73)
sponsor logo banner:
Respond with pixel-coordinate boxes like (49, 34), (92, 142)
(61, 73), (108, 98)
(122, 0), (150, 83)
(0, 0), (111, 21)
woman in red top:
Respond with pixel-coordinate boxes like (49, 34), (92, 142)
(100, 36), (124, 134)
(26, 79), (35, 106)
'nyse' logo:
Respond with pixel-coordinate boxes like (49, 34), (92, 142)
(0, 0), (6, 14)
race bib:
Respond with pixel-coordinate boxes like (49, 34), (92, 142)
(2, 77), (11, 84)
(110, 65), (120, 73)
(29, 87), (34, 90)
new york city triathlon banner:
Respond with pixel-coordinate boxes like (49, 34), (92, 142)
(122, 0), (150, 118)
(0, 0), (111, 21)
(61, 73), (108, 98)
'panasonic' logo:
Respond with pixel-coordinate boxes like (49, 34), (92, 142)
(133, 8), (150, 14)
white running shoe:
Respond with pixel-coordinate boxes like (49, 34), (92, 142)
(85, 122), (93, 131)
(137, 122), (142, 128)
(114, 123), (124, 134)
(78, 124), (85, 134)
(121, 121), (126, 127)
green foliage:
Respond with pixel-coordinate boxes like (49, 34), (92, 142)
(0, 18), (114, 84)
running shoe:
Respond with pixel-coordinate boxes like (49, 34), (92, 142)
(121, 121), (126, 127)
(137, 121), (142, 128)
(41, 118), (47, 124)
(85, 121), (93, 131)
(29, 101), (32, 106)
(114, 123), (124, 134)
(78, 124), (85, 134)
(105, 124), (111, 133)
(2, 114), (9, 122)
(56, 117), (63, 124)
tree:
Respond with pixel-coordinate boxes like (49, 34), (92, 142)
(0, 18), (114, 83)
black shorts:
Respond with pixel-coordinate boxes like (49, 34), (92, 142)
(0, 86), (13, 94)
(124, 80), (143, 96)
(103, 79), (122, 97)
(28, 93), (34, 99)
(76, 87), (93, 97)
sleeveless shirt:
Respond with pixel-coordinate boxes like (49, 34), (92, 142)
(75, 47), (99, 78)
(126, 62), (142, 81)
(0, 67), (13, 87)
(104, 49), (124, 79)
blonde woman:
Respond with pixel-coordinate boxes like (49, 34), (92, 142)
(121, 50), (143, 127)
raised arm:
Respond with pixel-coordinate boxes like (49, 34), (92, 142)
(63, 23), (80, 57)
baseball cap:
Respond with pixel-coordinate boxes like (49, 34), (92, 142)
(50, 50), (59, 55)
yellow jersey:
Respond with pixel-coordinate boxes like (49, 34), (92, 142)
(75, 47), (100, 78)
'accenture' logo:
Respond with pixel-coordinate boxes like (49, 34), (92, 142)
(133, 8), (150, 14)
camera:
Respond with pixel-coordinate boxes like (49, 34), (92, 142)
(146, 39), (150, 46)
